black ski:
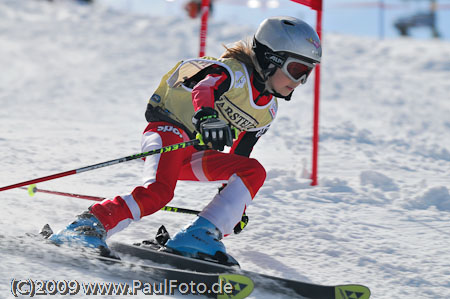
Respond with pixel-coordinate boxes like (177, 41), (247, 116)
(34, 225), (254, 299)
(90, 254), (254, 299)
(36, 223), (370, 299)
(109, 241), (371, 299)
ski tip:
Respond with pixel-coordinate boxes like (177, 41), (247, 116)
(217, 274), (254, 299)
(27, 184), (37, 196)
(335, 284), (371, 299)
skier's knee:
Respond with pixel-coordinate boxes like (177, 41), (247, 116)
(247, 158), (266, 189)
(132, 181), (175, 216)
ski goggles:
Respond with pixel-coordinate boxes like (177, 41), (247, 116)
(281, 56), (315, 84)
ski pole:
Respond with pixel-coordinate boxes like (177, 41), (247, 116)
(21, 184), (200, 215)
(21, 184), (248, 233)
(21, 185), (105, 201)
(0, 137), (202, 192)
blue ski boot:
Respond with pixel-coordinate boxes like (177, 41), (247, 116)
(165, 216), (239, 266)
(46, 211), (111, 257)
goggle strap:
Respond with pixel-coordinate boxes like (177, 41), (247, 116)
(264, 52), (285, 68)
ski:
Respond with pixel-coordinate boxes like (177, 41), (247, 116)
(35, 223), (370, 298)
(109, 241), (371, 299)
(89, 254), (254, 299)
(32, 226), (254, 299)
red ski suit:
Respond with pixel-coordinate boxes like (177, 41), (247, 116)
(90, 62), (272, 237)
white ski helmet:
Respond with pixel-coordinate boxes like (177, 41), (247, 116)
(253, 16), (322, 84)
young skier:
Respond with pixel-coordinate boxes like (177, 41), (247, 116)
(49, 16), (322, 264)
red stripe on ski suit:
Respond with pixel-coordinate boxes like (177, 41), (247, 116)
(192, 72), (228, 111)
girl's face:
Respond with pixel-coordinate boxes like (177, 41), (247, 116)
(267, 68), (302, 97)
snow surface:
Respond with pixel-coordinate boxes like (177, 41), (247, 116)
(1, 0), (450, 298)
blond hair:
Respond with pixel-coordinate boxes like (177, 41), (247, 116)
(220, 39), (256, 69)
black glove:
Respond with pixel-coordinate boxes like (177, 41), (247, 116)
(192, 107), (233, 151)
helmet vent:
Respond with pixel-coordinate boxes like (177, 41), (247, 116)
(282, 20), (295, 26)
